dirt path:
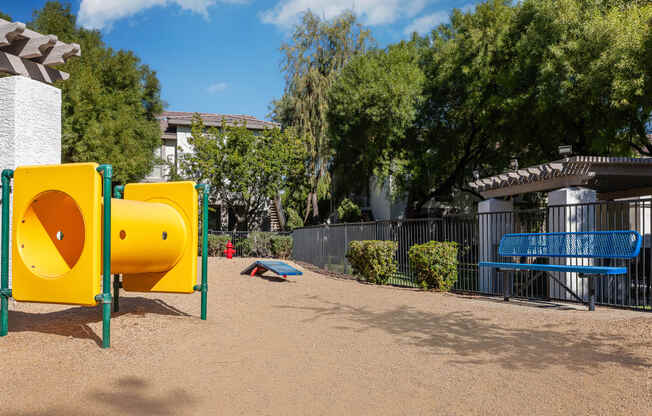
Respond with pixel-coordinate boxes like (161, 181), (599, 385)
(0, 257), (650, 415)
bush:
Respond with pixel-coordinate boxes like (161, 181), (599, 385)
(337, 198), (361, 223)
(235, 238), (252, 257)
(345, 240), (398, 284)
(408, 241), (458, 291)
(285, 207), (304, 230)
(270, 235), (293, 258)
(207, 234), (231, 256)
(248, 232), (273, 257)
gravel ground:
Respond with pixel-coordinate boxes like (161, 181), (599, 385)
(0, 257), (650, 415)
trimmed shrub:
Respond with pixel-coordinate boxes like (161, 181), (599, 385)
(270, 235), (293, 259)
(337, 198), (361, 223)
(208, 234), (231, 256)
(235, 238), (252, 257)
(408, 241), (458, 290)
(346, 240), (398, 284)
(285, 207), (304, 230)
(248, 232), (273, 257)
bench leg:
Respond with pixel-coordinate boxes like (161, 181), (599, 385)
(502, 271), (510, 302)
(588, 277), (596, 312)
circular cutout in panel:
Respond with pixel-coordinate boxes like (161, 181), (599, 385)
(17, 190), (85, 278)
(120, 230), (127, 240)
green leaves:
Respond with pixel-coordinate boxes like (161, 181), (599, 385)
(30, 1), (163, 184)
(326, 0), (651, 216)
(336, 198), (362, 223)
(409, 241), (459, 291)
(329, 41), (425, 196)
(346, 240), (398, 285)
(274, 11), (374, 222)
(179, 115), (306, 231)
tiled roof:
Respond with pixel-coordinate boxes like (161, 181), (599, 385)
(157, 111), (279, 131)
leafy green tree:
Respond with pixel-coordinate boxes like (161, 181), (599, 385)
(328, 0), (651, 216)
(328, 41), (425, 199)
(284, 207), (304, 230)
(179, 115), (306, 231)
(272, 11), (373, 223)
(29, 1), (163, 184)
(500, 0), (652, 159)
(0, 11), (12, 21)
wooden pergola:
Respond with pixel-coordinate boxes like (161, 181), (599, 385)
(0, 18), (80, 84)
(469, 156), (652, 200)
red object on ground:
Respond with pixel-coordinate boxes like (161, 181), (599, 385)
(250, 267), (259, 277)
(224, 241), (236, 259)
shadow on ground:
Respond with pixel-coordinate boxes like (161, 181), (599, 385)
(7, 297), (190, 346)
(6, 376), (197, 416)
(277, 295), (651, 372)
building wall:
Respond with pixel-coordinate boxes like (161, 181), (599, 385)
(369, 176), (406, 221)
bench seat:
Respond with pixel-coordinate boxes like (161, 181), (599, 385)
(477, 231), (640, 310)
(478, 261), (626, 275)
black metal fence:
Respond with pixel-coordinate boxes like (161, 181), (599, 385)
(208, 230), (291, 257)
(292, 200), (652, 310)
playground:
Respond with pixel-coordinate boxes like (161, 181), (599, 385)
(0, 257), (650, 415)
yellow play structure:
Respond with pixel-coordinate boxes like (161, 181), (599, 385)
(0, 163), (209, 348)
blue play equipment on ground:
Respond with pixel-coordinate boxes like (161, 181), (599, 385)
(242, 260), (303, 279)
(479, 231), (641, 311)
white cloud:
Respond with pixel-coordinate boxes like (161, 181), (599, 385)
(403, 11), (449, 35)
(207, 82), (228, 93)
(79, 0), (246, 30)
(260, 0), (429, 28)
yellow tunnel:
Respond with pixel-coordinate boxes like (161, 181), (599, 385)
(111, 199), (187, 274)
(11, 163), (198, 306)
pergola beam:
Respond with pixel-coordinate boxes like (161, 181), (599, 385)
(0, 18), (79, 84)
(0, 51), (69, 83)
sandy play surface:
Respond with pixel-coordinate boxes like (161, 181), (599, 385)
(0, 257), (650, 415)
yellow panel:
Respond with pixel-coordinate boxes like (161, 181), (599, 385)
(121, 181), (198, 293)
(12, 163), (102, 306)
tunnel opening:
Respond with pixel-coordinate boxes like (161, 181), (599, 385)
(17, 190), (85, 278)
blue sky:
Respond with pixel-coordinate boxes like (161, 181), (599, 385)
(3, 0), (478, 121)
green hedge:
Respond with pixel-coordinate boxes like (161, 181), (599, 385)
(346, 240), (398, 284)
(248, 232), (273, 257)
(199, 234), (231, 256)
(201, 232), (293, 258)
(270, 235), (293, 259)
(408, 241), (458, 290)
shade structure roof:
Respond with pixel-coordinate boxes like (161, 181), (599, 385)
(468, 156), (652, 200)
(0, 18), (80, 84)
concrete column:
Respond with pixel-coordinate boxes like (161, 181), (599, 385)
(0, 76), (62, 287)
(478, 198), (513, 294)
(547, 187), (596, 301)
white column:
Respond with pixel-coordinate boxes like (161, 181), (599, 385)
(547, 187), (596, 301)
(478, 198), (513, 294)
(0, 76), (62, 287)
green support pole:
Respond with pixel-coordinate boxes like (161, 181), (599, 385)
(1, 169), (14, 337)
(96, 165), (113, 348)
(194, 184), (209, 320)
(112, 185), (124, 313)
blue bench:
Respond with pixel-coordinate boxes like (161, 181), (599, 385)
(479, 231), (641, 311)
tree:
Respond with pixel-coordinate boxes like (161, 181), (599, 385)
(0, 11), (12, 21)
(29, 1), (163, 184)
(272, 11), (373, 223)
(328, 41), (425, 199)
(413, 1), (515, 212)
(500, 0), (652, 159)
(179, 115), (306, 231)
(328, 0), (651, 217)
